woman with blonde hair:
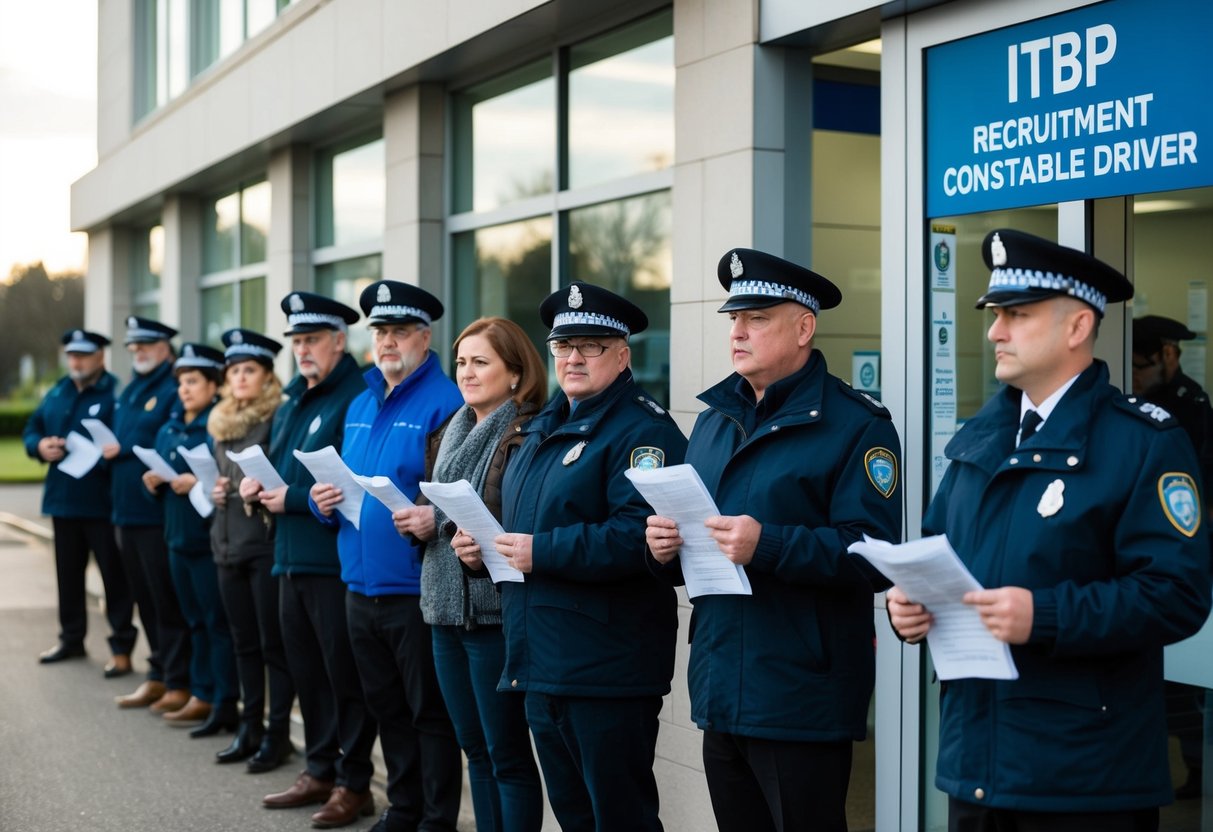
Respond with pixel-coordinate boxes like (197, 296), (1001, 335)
(207, 328), (296, 772)
(394, 317), (546, 832)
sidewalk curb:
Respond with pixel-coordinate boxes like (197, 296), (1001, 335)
(0, 511), (53, 540)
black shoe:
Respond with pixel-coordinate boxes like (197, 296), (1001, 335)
(246, 730), (293, 773)
(38, 643), (86, 664)
(216, 721), (264, 763)
(189, 702), (239, 738)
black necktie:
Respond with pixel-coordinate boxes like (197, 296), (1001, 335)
(1019, 409), (1043, 445)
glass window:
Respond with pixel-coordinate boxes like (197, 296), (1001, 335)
(240, 276), (266, 330)
(315, 138), (385, 248)
(241, 180), (270, 265)
(567, 191), (671, 403)
(132, 224), (164, 298)
(567, 11), (674, 190)
(316, 254), (382, 365)
(453, 218), (554, 359)
(201, 283), (237, 346)
(452, 62), (556, 214)
(203, 191), (241, 274)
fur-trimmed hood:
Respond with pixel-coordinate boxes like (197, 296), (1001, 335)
(207, 379), (284, 442)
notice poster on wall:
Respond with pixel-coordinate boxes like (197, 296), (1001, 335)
(929, 224), (958, 495)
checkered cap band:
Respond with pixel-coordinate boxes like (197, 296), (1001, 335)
(65, 338), (100, 353)
(987, 267), (1107, 314)
(729, 280), (820, 314)
(224, 344), (276, 362)
(288, 312), (347, 330)
(552, 311), (630, 336)
(369, 305), (432, 325)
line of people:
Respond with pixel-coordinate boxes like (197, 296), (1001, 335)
(25, 232), (1213, 832)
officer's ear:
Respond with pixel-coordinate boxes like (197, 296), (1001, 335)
(1063, 302), (1097, 350)
(797, 310), (817, 348)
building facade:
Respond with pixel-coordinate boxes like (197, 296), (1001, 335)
(73, 0), (1213, 829)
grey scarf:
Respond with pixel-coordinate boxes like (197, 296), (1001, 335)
(420, 399), (518, 627)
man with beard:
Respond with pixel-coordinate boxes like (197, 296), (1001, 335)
(240, 292), (377, 828)
(309, 281), (464, 832)
(107, 317), (193, 712)
(25, 329), (136, 674)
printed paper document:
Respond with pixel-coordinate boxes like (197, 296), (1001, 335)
(80, 418), (119, 449)
(293, 446), (363, 530)
(417, 480), (523, 584)
(133, 445), (179, 482)
(58, 431), (102, 479)
(351, 474), (415, 513)
(226, 445), (286, 491)
(178, 444), (220, 518)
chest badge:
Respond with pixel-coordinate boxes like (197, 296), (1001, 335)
(308, 415), (322, 435)
(563, 440), (587, 466)
(630, 446), (665, 470)
(1037, 478), (1065, 518)
(1159, 472), (1201, 537)
(88, 403), (101, 416)
(144, 396), (157, 412)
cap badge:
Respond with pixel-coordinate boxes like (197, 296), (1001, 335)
(74, 330), (84, 341)
(730, 252), (744, 279)
(184, 345), (195, 357)
(1037, 478), (1065, 518)
(990, 233), (1007, 267)
(127, 316), (137, 328)
(568, 285), (584, 310)
(289, 294), (304, 313)
(377, 283), (391, 303)
(231, 330), (243, 344)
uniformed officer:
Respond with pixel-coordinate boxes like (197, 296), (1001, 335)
(108, 316), (194, 713)
(645, 249), (902, 832)
(888, 229), (1213, 831)
(456, 283), (687, 831)
(241, 292), (378, 821)
(24, 329), (136, 674)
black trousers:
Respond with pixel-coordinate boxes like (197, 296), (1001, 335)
(346, 592), (461, 831)
(50, 516), (136, 655)
(948, 797), (1159, 832)
(279, 574), (377, 791)
(702, 729), (852, 832)
(217, 558), (294, 730)
(115, 524), (190, 687)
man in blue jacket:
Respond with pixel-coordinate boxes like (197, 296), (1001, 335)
(888, 229), (1213, 831)
(106, 316), (193, 712)
(242, 292), (377, 825)
(488, 283), (688, 832)
(310, 281), (464, 832)
(25, 329), (135, 675)
(645, 249), (901, 832)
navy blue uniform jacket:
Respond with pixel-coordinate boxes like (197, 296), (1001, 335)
(671, 352), (901, 742)
(24, 371), (118, 519)
(268, 353), (364, 578)
(111, 361), (179, 527)
(499, 369), (688, 697)
(151, 401), (215, 556)
(925, 360), (1212, 812)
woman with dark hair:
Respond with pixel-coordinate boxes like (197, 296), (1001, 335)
(394, 317), (546, 832)
(207, 329), (296, 771)
(141, 343), (238, 736)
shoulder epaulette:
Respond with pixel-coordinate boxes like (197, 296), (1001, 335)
(1114, 395), (1179, 429)
(836, 382), (892, 418)
(633, 393), (672, 420)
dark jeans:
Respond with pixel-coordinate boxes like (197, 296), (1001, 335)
(279, 574), (376, 791)
(115, 524), (190, 687)
(524, 692), (664, 832)
(50, 516), (136, 655)
(216, 558), (294, 728)
(168, 549), (237, 704)
(703, 730), (852, 832)
(948, 797), (1159, 832)
(431, 625), (542, 832)
(347, 593), (462, 831)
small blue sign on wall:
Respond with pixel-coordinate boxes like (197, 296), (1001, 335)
(926, 0), (1213, 216)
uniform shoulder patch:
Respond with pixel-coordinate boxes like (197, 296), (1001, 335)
(864, 447), (898, 498)
(634, 394), (667, 416)
(1114, 396), (1178, 429)
(837, 383), (891, 418)
(630, 446), (665, 470)
(1158, 472), (1201, 537)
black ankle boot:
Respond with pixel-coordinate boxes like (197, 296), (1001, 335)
(246, 729), (293, 773)
(189, 701), (240, 738)
(215, 720), (265, 763)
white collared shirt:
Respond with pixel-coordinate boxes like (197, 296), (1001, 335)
(1017, 372), (1081, 446)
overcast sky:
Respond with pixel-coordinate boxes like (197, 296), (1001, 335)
(0, 0), (96, 278)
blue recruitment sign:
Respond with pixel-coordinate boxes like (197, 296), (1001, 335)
(926, 0), (1213, 216)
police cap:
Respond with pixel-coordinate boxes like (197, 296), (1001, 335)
(976, 229), (1133, 317)
(358, 281), (443, 327)
(174, 343), (226, 373)
(62, 329), (111, 354)
(716, 248), (842, 314)
(280, 291), (360, 336)
(1134, 315), (1197, 356)
(124, 315), (178, 345)
(222, 328), (282, 367)
(540, 282), (648, 341)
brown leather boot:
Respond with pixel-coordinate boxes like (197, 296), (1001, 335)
(149, 688), (191, 714)
(262, 771), (334, 809)
(115, 680), (166, 709)
(163, 696), (211, 724)
(309, 786), (374, 828)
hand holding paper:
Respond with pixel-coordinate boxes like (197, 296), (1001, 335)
(226, 445), (286, 491)
(418, 480), (523, 583)
(57, 431), (102, 479)
(133, 445), (179, 481)
(293, 446), (364, 529)
(178, 444), (219, 518)
(81, 418), (119, 449)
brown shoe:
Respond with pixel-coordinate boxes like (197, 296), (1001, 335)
(149, 688), (192, 714)
(116, 680), (166, 709)
(163, 696), (211, 724)
(263, 771), (334, 809)
(103, 654), (133, 679)
(309, 786), (374, 828)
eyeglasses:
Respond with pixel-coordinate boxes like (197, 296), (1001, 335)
(549, 341), (613, 358)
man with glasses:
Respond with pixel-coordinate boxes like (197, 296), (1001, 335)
(644, 249), (901, 832)
(472, 282), (687, 831)
(308, 281), (463, 832)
